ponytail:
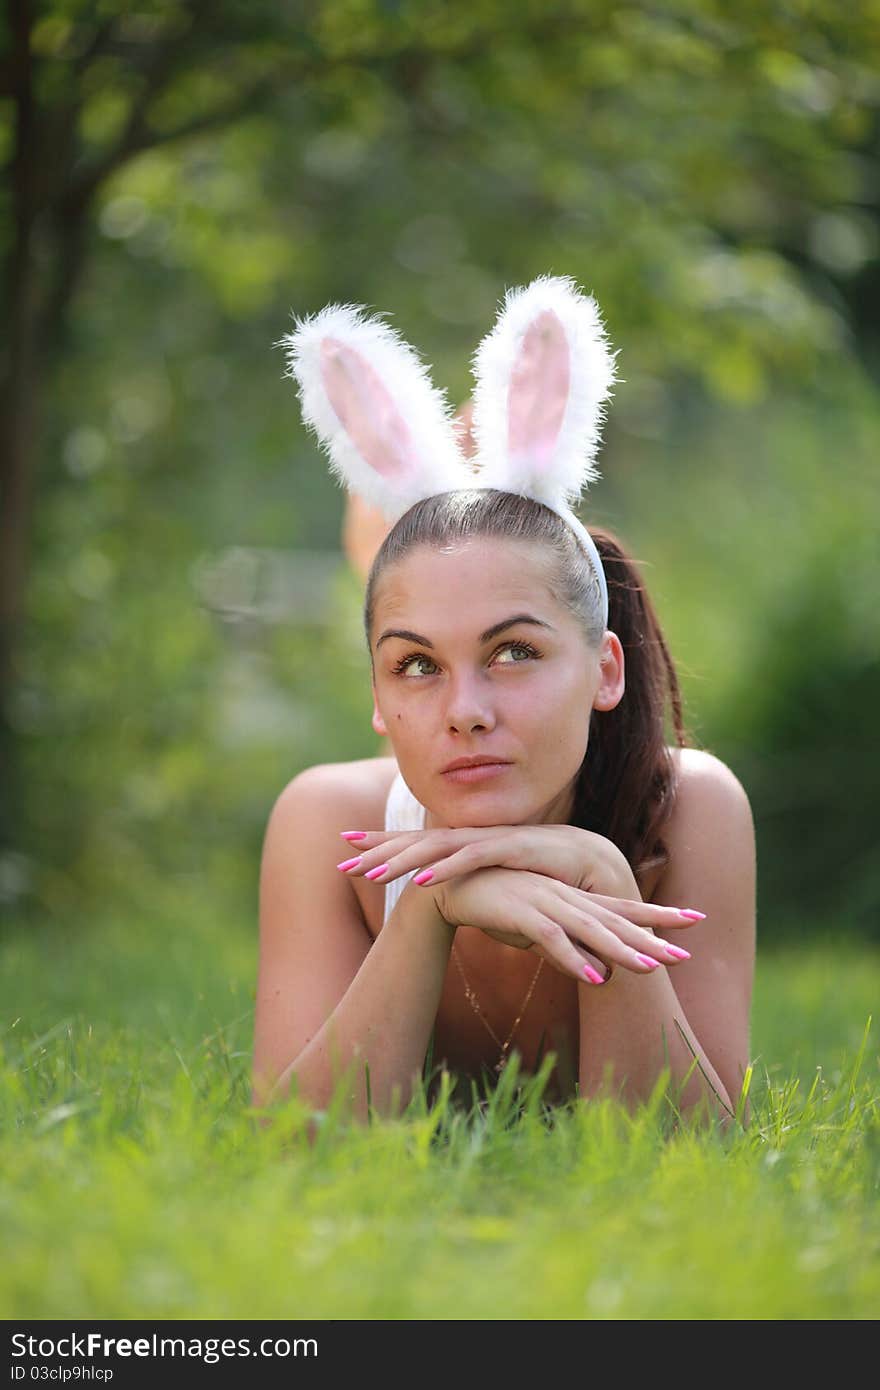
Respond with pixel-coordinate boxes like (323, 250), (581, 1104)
(572, 527), (695, 885)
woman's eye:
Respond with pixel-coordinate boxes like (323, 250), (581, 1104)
(398, 654), (438, 677)
(495, 643), (535, 664)
(392, 641), (539, 677)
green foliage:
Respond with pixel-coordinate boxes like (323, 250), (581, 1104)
(611, 372), (880, 938)
(3, 2), (880, 936)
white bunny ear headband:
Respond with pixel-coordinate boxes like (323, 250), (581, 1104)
(280, 273), (619, 627)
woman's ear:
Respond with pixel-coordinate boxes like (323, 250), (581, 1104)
(592, 630), (625, 712)
(371, 678), (388, 736)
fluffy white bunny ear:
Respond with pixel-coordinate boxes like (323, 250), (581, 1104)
(280, 301), (475, 522)
(469, 274), (619, 509)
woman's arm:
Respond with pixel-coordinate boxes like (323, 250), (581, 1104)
(252, 766), (455, 1123)
(577, 750), (756, 1121)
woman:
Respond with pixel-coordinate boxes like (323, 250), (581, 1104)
(252, 276), (756, 1123)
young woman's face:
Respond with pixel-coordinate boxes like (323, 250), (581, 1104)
(370, 538), (624, 828)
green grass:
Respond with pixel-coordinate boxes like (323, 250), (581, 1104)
(1, 889), (877, 1319)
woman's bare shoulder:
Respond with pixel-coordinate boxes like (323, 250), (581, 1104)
(667, 745), (752, 808)
(660, 745), (755, 878)
(640, 746), (753, 902)
(276, 754), (400, 827)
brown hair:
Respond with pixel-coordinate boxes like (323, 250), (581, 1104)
(364, 489), (694, 886)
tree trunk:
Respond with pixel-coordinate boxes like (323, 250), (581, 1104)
(0, 0), (40, 850)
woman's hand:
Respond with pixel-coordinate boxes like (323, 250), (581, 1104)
(412, 864), (697, 983)
(337, 826), (703, 979)
(337, 822), (633, 897)
(337, 824), (704, 957)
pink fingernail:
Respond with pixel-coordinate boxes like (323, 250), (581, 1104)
(340, 831), (368, 841)
(663, 944), (691, 961)
(679, 909), (706, 921)
(636, 953), (660, 970)
(364, 863), (389, 880)
(583, 964), (605, 985)
(413, 870), (434, 885)
(337, 857), (362, 871)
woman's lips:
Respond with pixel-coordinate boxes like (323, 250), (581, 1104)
(441, 762), (512, 784)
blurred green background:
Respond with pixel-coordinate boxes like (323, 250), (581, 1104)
(2, 0), (879, 947)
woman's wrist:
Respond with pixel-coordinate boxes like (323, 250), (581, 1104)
(586, 839), (641, 901)
(393, 878), (458, 946)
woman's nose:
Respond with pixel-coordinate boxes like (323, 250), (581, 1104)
(443, 675), (497, 733)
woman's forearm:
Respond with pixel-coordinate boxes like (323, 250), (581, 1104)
(578, 858), (734, 1122)
(270, 883), (456, 1123)
(578, 966), (734, 1121)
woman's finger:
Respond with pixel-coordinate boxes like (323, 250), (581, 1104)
(338, 833), (515, 885)
(579, 891), (707, 929)
(577, 899), (692, 966)
(339, 827), (498, 851)
(406, 838), (522, 885)
(548, 883), (695, 966)
(537, 893), (669, 974)
(336, 829), (457, 879)
(521, 909), (614, 986)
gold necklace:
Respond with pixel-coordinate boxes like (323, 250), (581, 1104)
(451, 942), (544, 1074)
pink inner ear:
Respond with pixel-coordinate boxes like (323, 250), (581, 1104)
(320, 338), (421, 481)
(507, 309), (570, 472)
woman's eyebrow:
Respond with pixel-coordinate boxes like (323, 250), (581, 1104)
(376, 613), (556, 650)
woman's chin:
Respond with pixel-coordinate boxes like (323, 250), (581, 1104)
(431, 794), (533, 830)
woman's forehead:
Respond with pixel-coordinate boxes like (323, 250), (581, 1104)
(375, 537), (555, 600)
(371, 544), (569, 641)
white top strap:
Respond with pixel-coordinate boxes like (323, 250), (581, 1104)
(382, 768), (427, 926)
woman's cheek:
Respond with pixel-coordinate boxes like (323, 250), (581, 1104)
(391, 696), (431, 735)
(510, 676), (557, 723)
